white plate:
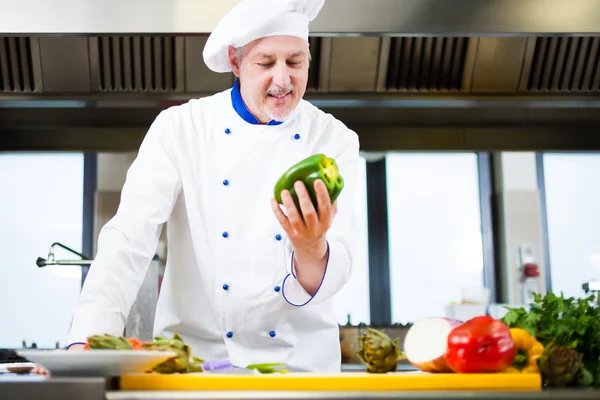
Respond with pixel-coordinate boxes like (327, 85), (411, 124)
(17, 349), (177, 377)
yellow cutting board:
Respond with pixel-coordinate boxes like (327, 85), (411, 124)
(119, 371), (542, 391)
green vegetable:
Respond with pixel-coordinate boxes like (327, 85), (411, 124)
(502, 292), (600, 386)
(538, 342), (581, 386)
(142, 333), (203, 374)
(274, 154), (344, 215)
(576, 365), (595, 386)
(356, 327), (401, 373)
(87, 334), (133, 350)
(246, 363), (288, 374)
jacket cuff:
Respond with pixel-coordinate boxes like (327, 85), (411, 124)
(282, 240), (351, 307)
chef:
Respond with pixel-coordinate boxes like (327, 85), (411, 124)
(44, 0), (361, 373)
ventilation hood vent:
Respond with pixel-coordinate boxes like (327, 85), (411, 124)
(527, 37), (600, 93)
(0, 35), (599, 99)
(385, 37), (468, 92)
(0, 37), (36, 93)
(4, 1), (600, 153)
(90, 37), (184, 93)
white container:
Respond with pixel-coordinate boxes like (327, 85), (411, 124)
(444, 304), (488, 322)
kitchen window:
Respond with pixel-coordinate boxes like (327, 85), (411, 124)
(0, 153), (85, 349)
(386, 152), (486, 325)
(540, 152), (600, 299)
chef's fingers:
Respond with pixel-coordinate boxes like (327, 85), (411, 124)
(32, 364), (49, 375)
(271, 197), (293, 235)
(314, 180), (332, 224)
(282, 183), (306, 232)
(294, 180), (318, 231)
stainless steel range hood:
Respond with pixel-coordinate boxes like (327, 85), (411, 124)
(3, 0), (600, 98)
(3, 0), (600, 35)
(3, 35), (600, 97)
(2, 0), (600, 152)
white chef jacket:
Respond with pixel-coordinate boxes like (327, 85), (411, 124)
(67, 80), (361, 373)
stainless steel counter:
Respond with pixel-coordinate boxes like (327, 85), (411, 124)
(0, 374), (106, 400)
(106, 389), (600, 400)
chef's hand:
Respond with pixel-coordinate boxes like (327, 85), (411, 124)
(271, 179), (337, 295)
(272, 179), (337, 251)
(32, 364), (49, 375)
(32, 343), (86, 375)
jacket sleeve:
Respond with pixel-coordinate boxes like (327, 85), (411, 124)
(282, 122), (361, 307)
(67, 110), (182, 345)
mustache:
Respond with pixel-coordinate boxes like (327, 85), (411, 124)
(266, 85), (294, 95)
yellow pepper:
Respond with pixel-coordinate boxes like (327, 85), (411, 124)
(502, 328), (544, 373)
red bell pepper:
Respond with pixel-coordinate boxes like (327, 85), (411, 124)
(445, 315), (517, 373)
(127, 338), (144, 350)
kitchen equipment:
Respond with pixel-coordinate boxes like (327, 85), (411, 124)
(339, 323), (361, 364)
(445, 286), (491, 321)
(119, 371), (541, 391)
(35, 242), (92, 268)
(445, 304), (487, 321)
(0, 349), (28, 364)
(125, 257), (162, 341)
(582, 280), (600, 306)
(35, 241), (163, 341)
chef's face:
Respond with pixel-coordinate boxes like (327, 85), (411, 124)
(229, 35), (310, 123)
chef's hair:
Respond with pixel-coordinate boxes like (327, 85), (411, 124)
(235, 46), (246, 63)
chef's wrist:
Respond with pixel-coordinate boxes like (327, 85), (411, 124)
(294, 237), (328, 261)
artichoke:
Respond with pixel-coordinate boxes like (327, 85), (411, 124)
(356, 328), (401, 373)
(539, 342), (581, 386)
(142, 333), (204, 374)
(87, 334), (134, 350)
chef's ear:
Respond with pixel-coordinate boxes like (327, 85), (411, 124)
(228, 45), (242, 77)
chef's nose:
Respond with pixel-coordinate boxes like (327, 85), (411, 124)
(272, 63), (291, 89)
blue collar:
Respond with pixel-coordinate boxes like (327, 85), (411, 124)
(230, 79), (283, 126)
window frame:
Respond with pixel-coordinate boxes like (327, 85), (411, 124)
(364, 152), (498, 325)
(81, 152), (97, 288)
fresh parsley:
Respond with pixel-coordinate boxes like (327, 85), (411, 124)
(502, 291), (600, 386)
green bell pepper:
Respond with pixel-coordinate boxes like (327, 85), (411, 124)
(274, 154), (344, 213)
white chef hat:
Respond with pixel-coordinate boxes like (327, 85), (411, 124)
(203, 0), (324, 73)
